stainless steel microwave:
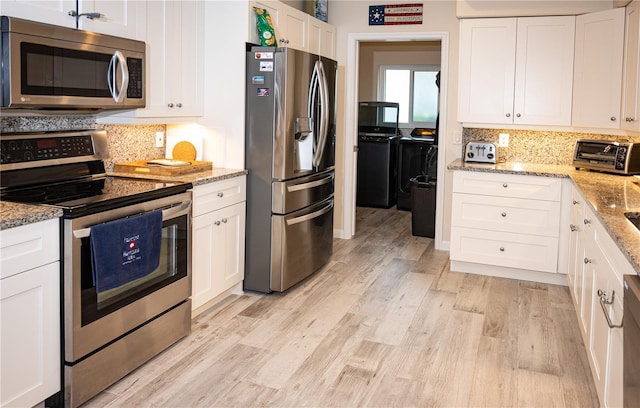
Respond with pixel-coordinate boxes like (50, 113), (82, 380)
(0, 16), (145, 110)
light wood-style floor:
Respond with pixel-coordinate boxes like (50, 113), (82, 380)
(85, 207), (599, 407)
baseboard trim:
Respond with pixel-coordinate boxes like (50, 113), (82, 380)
(450, 260), (568, 286)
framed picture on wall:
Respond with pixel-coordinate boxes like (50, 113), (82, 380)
(316, 0), (328, 22)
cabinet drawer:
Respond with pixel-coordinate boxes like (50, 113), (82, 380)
(452, 193), (561, 237)
(193, 176), (246, 216)
(450, 227), (559, 273)
(0, 219), (59, 280)
(453, 171), (562, 201)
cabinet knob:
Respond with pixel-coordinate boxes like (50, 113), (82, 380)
(176, 103), (182, 108)
(168, 103), (174, 108)
(626, 117), (636, 122)
(584, 257), (591, 264)
(597, 289), (607, 297)
(572, 200), (579, 205)
(222, 218), (228, 223)
(584, 218), (591, 225)
(502, 183), (508, 188)
(570, 224), (577, 232)
(214, 220), (221, 226)
(217, 192), (224, 198)
(499, 247), (505, 252)
(516, 113), (521, 118)
(505, 113), (511, 118)
(501, 212), (507, 217)
(610, 116), (617, 122)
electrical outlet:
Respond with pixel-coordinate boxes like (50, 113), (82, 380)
(498, 133), (509, 147)
(155, 131), (164, 148)
(453, 131), (462, 145)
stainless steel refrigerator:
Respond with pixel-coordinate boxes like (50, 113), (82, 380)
(244, 46), (337, 293)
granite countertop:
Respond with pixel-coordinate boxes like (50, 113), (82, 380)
(0, 201), (63, 231)
(107, 167), (247, 186)
(448, 159), (640, 275)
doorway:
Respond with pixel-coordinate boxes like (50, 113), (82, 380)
(342, 32), (449, 250)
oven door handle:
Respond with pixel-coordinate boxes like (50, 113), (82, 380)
(73, 201), (191, 239)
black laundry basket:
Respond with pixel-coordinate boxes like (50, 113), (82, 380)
(410, 175), (436, 238)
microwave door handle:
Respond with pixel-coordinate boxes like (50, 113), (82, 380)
(108, 51), (129, 103)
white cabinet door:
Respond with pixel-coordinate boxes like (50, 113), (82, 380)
(623, 0), (640, 131)
(567, 186), (585, 307)
(458, 18), (517, 124)
(77, 0), (143, 39)
(0, 0), (76, 28)
(513, 16), (575, 126)
(309, 17), (336, 59)
(458, 16), (575, 126)
(0, 263), (60, 408)
(97, 0), (204, 123)
(192, 202), (246, 311)
(281, 6), (308, 51)
(572, 8), (625, 129)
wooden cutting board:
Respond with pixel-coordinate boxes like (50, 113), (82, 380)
(115, 160), (213, 176)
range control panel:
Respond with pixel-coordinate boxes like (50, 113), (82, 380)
(464, 142), (497, 164)
(0, 135), (94, 164)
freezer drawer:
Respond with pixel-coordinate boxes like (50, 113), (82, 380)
(271, 197), (334, 291)
(272, 170), (334, 214)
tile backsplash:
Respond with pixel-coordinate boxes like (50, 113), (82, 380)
(463, 128), (640, 165)
(0, 115), (165, 171)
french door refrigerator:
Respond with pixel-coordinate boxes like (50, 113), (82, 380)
(244, 45), (337, 293)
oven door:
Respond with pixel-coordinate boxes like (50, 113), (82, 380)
(62, 192), (191, 362)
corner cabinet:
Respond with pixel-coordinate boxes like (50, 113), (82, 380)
(249, 0), (336, 59)
(622, 0), (640, 132)
(191, 176), (246, 315)
(98, 0), (204, 124)
(450, 171), (565, 284)
(458, 16), (575, 126)
(0, 219), (60, 408)
(572, 8), (625, 129)
(0, 0), (143, 39)
(566, 184), (628, 408)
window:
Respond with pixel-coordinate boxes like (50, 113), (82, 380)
(379, 65), (440, 128)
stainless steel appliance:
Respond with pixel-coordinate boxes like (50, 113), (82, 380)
(0, 129), (191, 407)
(1, 16), (145, 109)
(464, 141), (497, 163)
(356, 101), (400, 209)
(244, 46), (336, 293)
(625, 274), (640, 407)
(574, 139), (640, 175)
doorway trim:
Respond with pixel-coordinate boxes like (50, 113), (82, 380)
(343, 31), (449, 251)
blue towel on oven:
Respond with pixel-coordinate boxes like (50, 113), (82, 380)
(90, 211), (163, 293)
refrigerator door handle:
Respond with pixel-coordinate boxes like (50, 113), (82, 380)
(286, 199), (334, 226)
(313, 61), (330, 168)
(307, 61), (320, 139)
(287, 173), (334, 192)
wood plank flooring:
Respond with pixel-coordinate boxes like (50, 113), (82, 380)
(84, 207), (599, 407)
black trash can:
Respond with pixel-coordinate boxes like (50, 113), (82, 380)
(410, 175), (436, 238)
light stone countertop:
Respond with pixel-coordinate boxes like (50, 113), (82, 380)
(448, 159), (640, 275)
(0, 201), (63, 230)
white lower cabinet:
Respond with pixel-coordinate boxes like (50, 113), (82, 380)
(450, 171), (563, 281)
(567, 186), (629, 408)
(0, 219), (60, 408)
(191, 176), (246, 313)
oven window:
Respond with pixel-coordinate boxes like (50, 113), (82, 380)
(80, 214), (189, 326)
(21, 42), (112, 97)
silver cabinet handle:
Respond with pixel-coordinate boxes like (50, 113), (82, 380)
(217, 192), (224, 197)
(516, 113), (521, 118)
(611, 117), (617, 121)
(177, 103), (182, 108)
(584, 218), (591, 225)
(501, 212), (507, 217)
(221, 218), (228, 223)
(598, 289), (622, 328)
(570, 224), (577, 232)
(502, 183), (508, 188)
(506, 113), (511, 118)
(499, 247), (505, 252)
(573, 200), (579, 205)
(626, 117), (636, 122)
(584, 257), (591, 264)
(214, 220), (221, 226)
(168, 103), (174, 108)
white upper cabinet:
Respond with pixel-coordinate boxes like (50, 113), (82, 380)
(250, 0), (335, 59)
(0, 0), (142, 39)
(623, 0), (640, 131)
(98, 0), (204, 123)
(572, 8), (625, 129)
(458, 16), (576, 126)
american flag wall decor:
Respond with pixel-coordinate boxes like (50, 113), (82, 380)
(368, 3), (423, 25)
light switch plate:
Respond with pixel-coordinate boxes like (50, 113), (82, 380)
(498, 133), (509, 147)
(155, 132), (164, 148)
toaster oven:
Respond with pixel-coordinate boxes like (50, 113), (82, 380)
(573, 139), (640, 175)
